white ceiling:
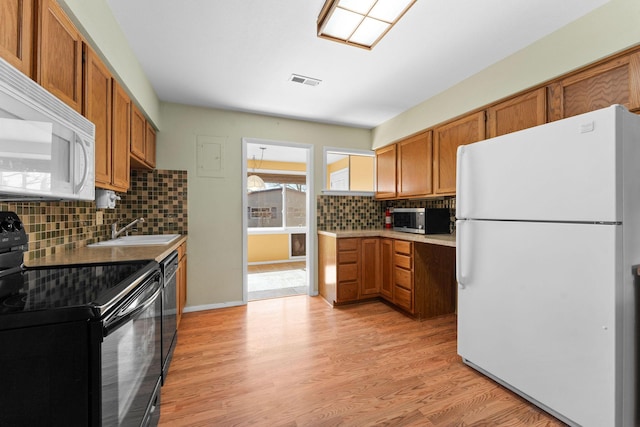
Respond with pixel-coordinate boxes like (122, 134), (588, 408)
(105, 0), (609, 130)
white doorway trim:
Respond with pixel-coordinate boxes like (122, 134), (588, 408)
(241, 138), (315, 304)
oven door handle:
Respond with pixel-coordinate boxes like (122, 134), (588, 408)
(103, 276), (162, 336)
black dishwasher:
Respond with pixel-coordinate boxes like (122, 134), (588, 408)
(160, 250), (179, 383)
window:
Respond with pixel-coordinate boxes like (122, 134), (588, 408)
(247, 182), (307, 228)
(323, 147), (375, 195)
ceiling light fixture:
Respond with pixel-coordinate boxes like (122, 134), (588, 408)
(317, 0), (416, 50)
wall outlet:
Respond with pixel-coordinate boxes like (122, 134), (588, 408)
(96, 211), (104, 226)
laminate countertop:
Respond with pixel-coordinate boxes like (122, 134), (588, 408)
(318, 230), (455, 247)
(25, 235), (188, 267)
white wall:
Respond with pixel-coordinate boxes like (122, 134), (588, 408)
(373, 0), (640, 148)
(156, 103), (371, 308)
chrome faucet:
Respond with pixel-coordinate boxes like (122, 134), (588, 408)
(111, 218), (145, 239)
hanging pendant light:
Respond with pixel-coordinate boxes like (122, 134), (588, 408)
(247, 147), (267, 192)
(247, 174), (265, 191)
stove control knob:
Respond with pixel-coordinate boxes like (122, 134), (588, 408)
(0, 220), (14, 232)
(12, 220), (23, 231)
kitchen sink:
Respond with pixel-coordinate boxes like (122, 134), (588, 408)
(88, 234), (181, 247)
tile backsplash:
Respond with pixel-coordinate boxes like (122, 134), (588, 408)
(0, 169), (188, 261)
(317, 195), (456, 232)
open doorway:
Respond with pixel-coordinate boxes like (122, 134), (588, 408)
(242, 139), (313, 302)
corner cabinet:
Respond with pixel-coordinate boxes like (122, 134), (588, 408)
(375, 130), (433, 200)
(433, 111), (486, 196)
(0, 0), (34, 77)
(36, 0), (83, 112)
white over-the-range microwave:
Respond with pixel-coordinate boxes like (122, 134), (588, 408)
(0, 57), (95, 201)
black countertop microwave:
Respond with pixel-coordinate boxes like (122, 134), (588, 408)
(392, 208), (450, 234)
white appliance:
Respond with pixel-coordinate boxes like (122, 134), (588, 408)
(456, 104), (640, 427)
(0, 57), (95, 201)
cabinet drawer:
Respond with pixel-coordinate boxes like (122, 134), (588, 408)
(338, 264), (359, 282)
(394, 285), (413, 312)
(338, 251), (359, 264)
(394, 240), (412, 255)
(394, 253), (412, 270)
(337, 282), (359, 301)
(394, 267), (412, 290)
(338, 238), (359, 251)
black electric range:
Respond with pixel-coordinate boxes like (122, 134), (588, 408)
(0, 258), (158, 329)
(0, 212), (163, 427)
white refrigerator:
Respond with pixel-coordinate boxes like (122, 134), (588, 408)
(456, 105), (640, 427)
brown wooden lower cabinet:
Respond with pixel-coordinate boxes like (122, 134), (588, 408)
(318, 234), (457, 319)
(176, 242), (187, 327)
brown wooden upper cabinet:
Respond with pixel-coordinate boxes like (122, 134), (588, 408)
(548, 52), (640, 121)
(83, 44), (113, 188)
(433, 111), (486, 196)
(487, 88), (546, 138)
(145, 122), (156, 168)
(36, 0), (83, 112)
(375, 143), (397, 199)
(130, 104), (156, 170)
(397, 131), (433, 198)
(0, 0), (34, 77)
(111, 80), (131, 191)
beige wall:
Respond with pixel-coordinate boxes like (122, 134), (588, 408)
(350, 155), (374, 192)
(156, 102), (371, 308)
(373, 0), (640, 148)
(248, 234), (290, 263)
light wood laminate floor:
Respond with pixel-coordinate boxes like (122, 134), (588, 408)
(159, 296), (566, 426)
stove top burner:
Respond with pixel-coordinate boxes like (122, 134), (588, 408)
(0, 293), (26, 311)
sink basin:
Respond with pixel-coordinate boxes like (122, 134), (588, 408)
(88, 234), (181, 247)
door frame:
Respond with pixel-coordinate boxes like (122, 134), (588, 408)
(241, 138), (315, 303)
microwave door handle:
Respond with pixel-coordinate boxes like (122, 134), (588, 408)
(74, 134), (89, 194)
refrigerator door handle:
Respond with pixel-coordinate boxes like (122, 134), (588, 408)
(456, 220), (468, 288)
(456, 146), (471, 218)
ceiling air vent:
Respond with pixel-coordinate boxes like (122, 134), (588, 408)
(289, 74), (321, 86)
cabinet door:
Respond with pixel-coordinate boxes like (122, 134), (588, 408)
(380, 238), (393, 300)
(37, 0), (83, 112)
(83, 44), (112, 188)
(360, 238), (380, 297)
(487, 88), (546, 138)
(548, 52), (640, 121)
(145, 122), (156, 168)
(336, 238), (360, 303)
(0, 0), (33, 76)
(130, 105), (146, 160)
(433, 111), (486, 196)
(375, 144), (397, 199)
(397, 131), (433, 198)
(111, 80), (131, 191)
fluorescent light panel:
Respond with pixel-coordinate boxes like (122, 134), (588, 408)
(317, 0), (415, 49)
